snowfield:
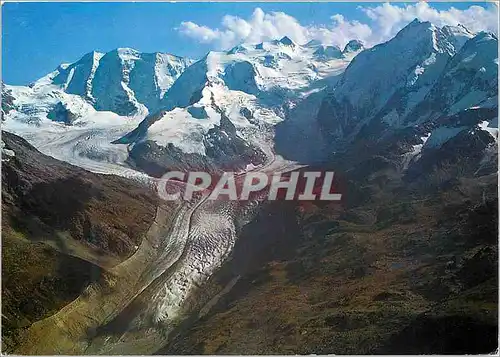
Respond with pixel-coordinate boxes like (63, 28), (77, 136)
(3, 36), (360, 175)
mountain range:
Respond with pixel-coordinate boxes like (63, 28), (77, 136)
(2, 19), (497, 181)
(1, 18), (498, 355)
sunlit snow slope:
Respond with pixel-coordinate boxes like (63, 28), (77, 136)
(3, 38), (361, 176)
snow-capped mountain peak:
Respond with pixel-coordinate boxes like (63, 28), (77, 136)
(24, 48), (193, 116)
(315, 19), (480, 143)
(278, 35), (296, 47)
(161, 35), (355, 111)
(3, 19), (496, 180)
(342, 39), (364, 53)
(115, 47), (141, 60)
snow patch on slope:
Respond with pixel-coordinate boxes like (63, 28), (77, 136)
(478, 119), (498, 141)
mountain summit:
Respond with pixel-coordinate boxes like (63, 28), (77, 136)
(36, 48), (193, 115)
(315, 20), (478, 142)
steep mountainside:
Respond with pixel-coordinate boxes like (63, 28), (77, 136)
(316, 20), (474, 141)
(2, 21), (497, 177)
(161, 170), (498, 355)
(150, 20), (498, 355)
(276, 21), (497, 170)
(1, 131), (158, 352)
(1, 49), (192, 176)
(114, 36), (361, 174)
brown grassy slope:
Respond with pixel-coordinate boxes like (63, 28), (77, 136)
(1, 131), (158, 352)
(162, 174), (497, 354)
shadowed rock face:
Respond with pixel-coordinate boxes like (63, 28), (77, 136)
(50, 49), (192, 115)
(46, 101), (80, 124)
(222, 61), (260, 95)
(1, 83), (15, 119)
(2, 131), (158, 257)
(127, 113), (266, 176)
(313, 45), (343, 60)
(343, 39), (364, 53)
(1, 131), (158, 352)
(301, 26), (496, 159)
(376, 315), (498, 354)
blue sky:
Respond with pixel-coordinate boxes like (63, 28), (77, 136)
(2, 2), (497, 85)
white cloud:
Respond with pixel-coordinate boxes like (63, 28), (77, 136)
(179, 8), (311, 49)
(177, 2), (498, 50)
(361, 2), (499, 44)
(178, 22), (222, 44)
